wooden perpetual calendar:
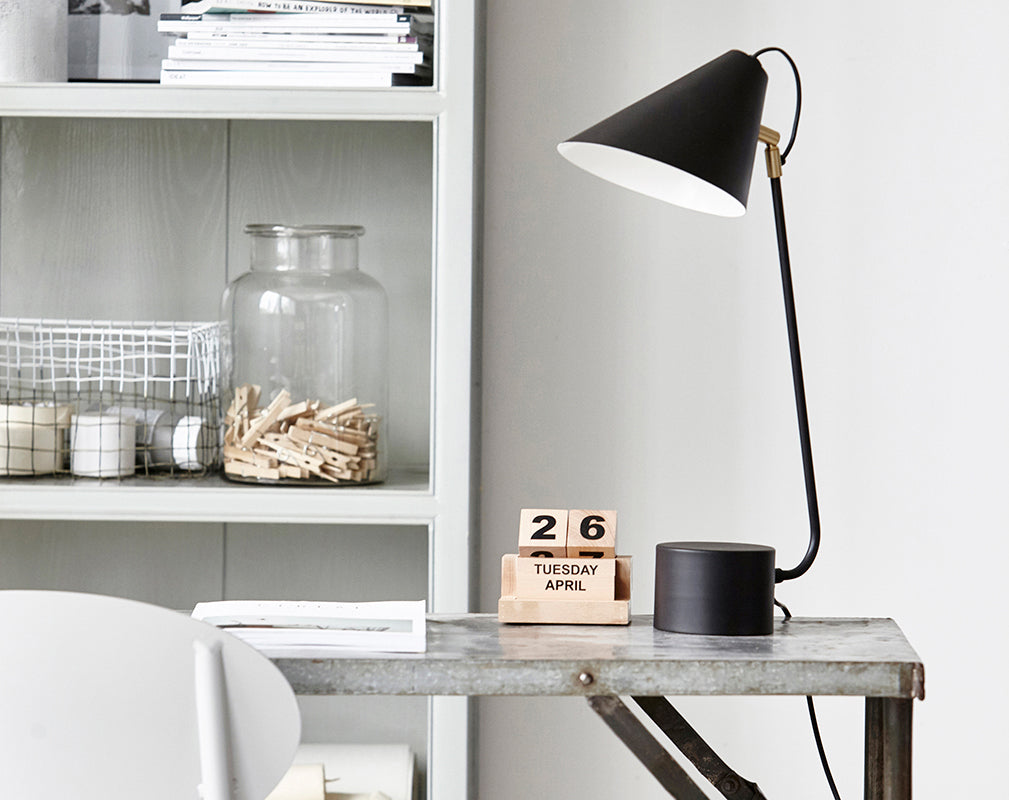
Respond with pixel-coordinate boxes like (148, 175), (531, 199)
(498, 509), (631, 624)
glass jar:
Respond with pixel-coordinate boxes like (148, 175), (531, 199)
(220, 224), (387, 485)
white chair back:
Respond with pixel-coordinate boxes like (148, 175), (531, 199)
(0, 590), (301, 800)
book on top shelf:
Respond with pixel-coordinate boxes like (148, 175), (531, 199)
(177, 0), (422, 13)
(158, 12), (417, 34)
(168, 43), (423, 64)
(163, 58), (416, 72)
(184, 31), (418, 46)
(160, 69), (395, 86)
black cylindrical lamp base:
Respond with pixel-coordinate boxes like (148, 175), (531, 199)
(654, 542), (776, 635)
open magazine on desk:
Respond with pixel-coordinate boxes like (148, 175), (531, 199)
(192, 599), (426, 655)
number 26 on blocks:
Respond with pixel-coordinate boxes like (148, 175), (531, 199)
(517, 509), (616, 559)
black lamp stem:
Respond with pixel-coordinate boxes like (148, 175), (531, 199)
(769, 175), (821, 583)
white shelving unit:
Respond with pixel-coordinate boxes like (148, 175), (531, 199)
(0, 4), (478, 798)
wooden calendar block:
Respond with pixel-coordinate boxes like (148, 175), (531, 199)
(518, 508), (569, 557)
(565, 510), (616, 558)
(514, 555), (616, 600)
(498, 554), (632, 625)
(500, 554), (632, 597)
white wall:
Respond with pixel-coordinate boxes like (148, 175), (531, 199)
(479, 2), (1009, 797)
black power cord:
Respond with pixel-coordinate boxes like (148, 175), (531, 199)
(776, 599), (843, 800)
(752, 46), (802, 165)
(806, 696), (842, 800)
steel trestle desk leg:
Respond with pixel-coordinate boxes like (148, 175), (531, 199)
(592, 694), (913, 800)
(633, 696), (767, 800)
(587, 696), (709, 800)
(587, 695), (768, 800)
(865, 698), (912, 800)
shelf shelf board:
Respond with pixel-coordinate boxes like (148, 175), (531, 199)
(0, 82), (444, 121)
(0, 468), (436, 524)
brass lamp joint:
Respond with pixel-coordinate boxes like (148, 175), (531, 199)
(759, 125), (783, 179)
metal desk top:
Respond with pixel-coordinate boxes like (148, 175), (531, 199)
(274, 614), (924, 700)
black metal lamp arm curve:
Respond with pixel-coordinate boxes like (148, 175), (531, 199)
(769, 173), (820, 584)
(752, 47), (820, 584)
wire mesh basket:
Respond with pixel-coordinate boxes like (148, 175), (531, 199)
(0, 318), (222, 478)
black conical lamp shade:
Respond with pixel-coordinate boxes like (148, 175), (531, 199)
(557, 50), (768, 217)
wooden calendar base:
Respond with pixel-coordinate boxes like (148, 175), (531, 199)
(497, 597), (630, 625)
(498, 554), (631, 625)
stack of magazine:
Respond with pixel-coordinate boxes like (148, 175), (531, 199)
(159, 0), (433, 88)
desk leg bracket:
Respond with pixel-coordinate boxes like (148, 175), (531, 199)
(587, 695), (768, 800)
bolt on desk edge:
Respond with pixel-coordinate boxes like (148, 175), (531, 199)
(273, 614), (924, 800)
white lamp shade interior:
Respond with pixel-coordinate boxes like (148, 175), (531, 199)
(557, 141), (746, 218)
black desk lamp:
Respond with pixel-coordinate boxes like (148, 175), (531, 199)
(558, 48), (818, 635)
